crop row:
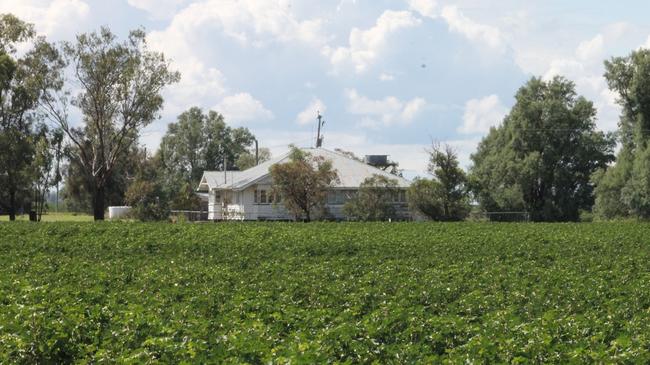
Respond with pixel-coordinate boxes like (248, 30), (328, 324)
(1, 222), (650, 363)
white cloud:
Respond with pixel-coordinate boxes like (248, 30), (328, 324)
(576, 34), (604, 61)
(127, 0), (189, 19)
(148, 0), (327, 48)
(542, 58), (585, 80)
(0, 0), (90, 39)
(532, 28), (637, 132)
(642, 35), (650, 49)
(459, 95), (507, 134)
(440, 6), (505, 51)
(407, 0), (437, 18)
(146, 0), (329, 121)
(379, 72), (395, 81)
(296, 98), (326, 125)
(214, 93), (273, 125)
(159, 59), (227, 117)
(323, 10), (420, 73)
(345, 89), (427, 127)
(402, 98), (428, 120)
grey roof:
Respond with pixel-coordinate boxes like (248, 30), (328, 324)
(197, 148), (411, 191)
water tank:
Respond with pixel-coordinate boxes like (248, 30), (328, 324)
(108, 206), (132, 220)
(364, 155), (388, 166)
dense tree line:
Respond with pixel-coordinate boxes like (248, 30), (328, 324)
(3, 11), (650, 222)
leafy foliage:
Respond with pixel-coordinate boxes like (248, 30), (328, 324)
(270, 147), (339, 222)
(0, 14), (63, 220)
(470, 77), (615, 221)
(31, 127), (63, 221)
(594, 49), (650, 219)
(2, 222), (650, 363)
(44, 27), (180, 220)
(409, 144), (470, 221)
(124, 154), (170, 221)
(125, 180), (169, 221)
(158, 107), (256, 184)
(235, 147), (271, 170)
(344, 174), (400, 221)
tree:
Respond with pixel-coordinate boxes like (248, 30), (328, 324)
(344, 174), (399, 221)
(270, 147), (339, 222)
(0, 14), (64, 220)
(43, 27), (180, 220)
(31, 127), (62, 221)
(157, 107), (256, 184)
(593, 49), (650, 219)
(124, 152), (169, 221)
(236, 147), (271, 170)
(62, 145), (143, 213)
(470, 77), (615, 221)
(125, 180), (169, 221)
(170, 182), (202, 211)
(408, 143), (470, 221)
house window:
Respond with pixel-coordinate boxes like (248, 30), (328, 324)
(254, 189), (258, 203)
(327, 191), (336, 204)
(335, 190), (345, 204)
(399, 190), (407, 203)
(260, 190), (267, 204)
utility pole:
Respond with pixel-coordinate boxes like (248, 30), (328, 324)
(223, 154), (227, 184)
(220, 144), (227, 184)
(254, 138), (259, 166)
(316, 111), (325, 148)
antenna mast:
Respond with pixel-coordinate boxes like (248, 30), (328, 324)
(316, 111), (325, 148)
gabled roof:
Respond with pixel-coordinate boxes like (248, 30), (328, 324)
(197, 148), (411, 192)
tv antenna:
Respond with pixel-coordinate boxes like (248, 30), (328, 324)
(316, 111), (325, 148)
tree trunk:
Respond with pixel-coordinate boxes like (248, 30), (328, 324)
(304, 210), (311, 223)
(9, 190), (16, 221)
(93, 184), (106, 221)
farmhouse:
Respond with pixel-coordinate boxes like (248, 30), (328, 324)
(197, 148), (411, 221)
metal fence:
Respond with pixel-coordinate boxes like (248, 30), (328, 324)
(170, 210), (209, 222)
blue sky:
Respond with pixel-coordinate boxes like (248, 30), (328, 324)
(2, 0), (650, 177)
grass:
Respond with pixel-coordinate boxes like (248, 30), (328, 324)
(0, 211), (94, 222)
(2, 222), (650, 363)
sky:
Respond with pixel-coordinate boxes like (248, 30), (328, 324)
(2, 0), (650, 178)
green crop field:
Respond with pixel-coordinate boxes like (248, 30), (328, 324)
(1, 222), (650, 363)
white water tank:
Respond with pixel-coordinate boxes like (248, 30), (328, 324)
(108, 206), (132, 220)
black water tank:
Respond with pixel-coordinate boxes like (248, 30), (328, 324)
(364, 155), (388, 166)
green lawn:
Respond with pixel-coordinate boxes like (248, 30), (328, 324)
(1, 222), (650, 363)
(0, 212), (94, 222)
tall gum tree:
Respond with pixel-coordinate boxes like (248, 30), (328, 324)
(0, 14), (64, 220)
(43, 27), (180, 220)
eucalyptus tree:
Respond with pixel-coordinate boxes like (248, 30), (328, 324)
(0, 14), (64, 220)
(157, 107), (256, 185)
(43, 27), (180, 220)
(409, 143), (470, 221)
(270, 147), (339, 222)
